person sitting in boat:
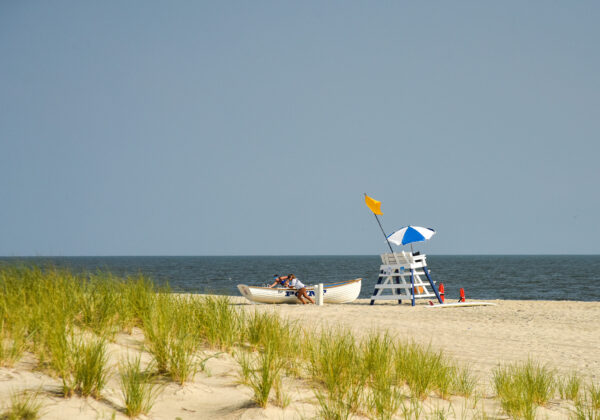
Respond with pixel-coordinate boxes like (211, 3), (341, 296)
(268, 274), (289, 288)
(284, 274), (315, 305)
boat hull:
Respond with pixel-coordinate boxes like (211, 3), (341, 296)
(237, 278), (362, 304)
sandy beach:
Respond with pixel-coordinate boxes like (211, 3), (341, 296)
(244, 298), (600, 385)
(1, 297), (599, 419)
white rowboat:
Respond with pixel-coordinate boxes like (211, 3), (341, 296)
(237, 278), (362, 304)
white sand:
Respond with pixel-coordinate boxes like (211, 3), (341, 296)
(1, 297), (599, 419)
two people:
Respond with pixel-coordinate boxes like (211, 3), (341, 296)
(269, 273), (315, 304)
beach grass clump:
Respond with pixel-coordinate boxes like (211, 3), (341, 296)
(395, 342), (450, 400)
(167, 339), (198, 385)
(493, 368), (535, 420)
(399, 397), (423, 420)
(167, 297), (200, 384)
(41, 321), (77, 396)
(0, 319), (28, 368)
(244, 310), (296, 353)
(431, 363), (457, 400)
(236, 312), (297, 408)
(393, 340), (472, 401)
(0, 266), (81, 361)
(572, 401), (599, 420)
(587, 382), (600, 410)
(77, 272), (160, 336)
(493, 359), (556, 419)
(361, 332), (395, 382)
(573, 382), (600, 419)
(118, 274), (157, 331)
(234, 350), (253, 385)
(308, 328), (364, 419)
(41, 325), (109, 398)
(194, 295), (242, 351)
(308, 328), (362, 394)
(142, 294), (201, 384)
(246, 342), (285, 408)
(0, 270), (32, 366)
(451, 365), (478, 399)
(558, 372), (583, 402)
(76, 274), (123, 337)
(361, 333), (403, 420)
(119, 356), (162, 418)
(37, 313), (74, 374)
(365, 370), (403, 419)
(242, 310), (302, 375)
(1, 390), (43, 420)
(140, 294), (171, 373)
(71, 337), (110, 398)
(572, 383), (600, 420)
(272, 376), (291, 409)
(0, 265), (160, 351)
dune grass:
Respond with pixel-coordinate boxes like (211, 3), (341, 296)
(3, 264), (600, 418)
(558, 372), (583, 402)
(119, 356), (162, 418)
(362, 332), (403, 420)
(493, 359), (556, 419)
(195, 295), (243, 351)
(141, 294), (203, 384)
(41, 327), (109, 398)
(235, 310), (298, 408)
(76, 275), (121, 337)
(272, 375), (291, 409)
(308, 328), (364, 419)
(0, 319), (28, 368)
(452, 366), (478, 399)
(71, 338), (109, 398)
(587, 382), (600, 409)
(234, 350), (253, 385)
(572, 381), (600, 419)
(395, 342), (455, 400)
(243, 310), (299, 354)
(1, 390), (43, 420)
(247, 342), (285, 408)
(242, 309), (303, 377)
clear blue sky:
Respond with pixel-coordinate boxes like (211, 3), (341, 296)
(1, 1), (599, 256)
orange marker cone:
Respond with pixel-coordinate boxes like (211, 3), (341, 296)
(439, 283), (445, 303)
(459, 288), (465, 302)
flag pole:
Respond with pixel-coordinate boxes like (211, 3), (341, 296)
(374, 214), (395, 254)
(365, 193), (395, 254)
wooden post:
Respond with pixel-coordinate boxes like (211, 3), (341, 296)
(409, 268), (416, 306)
(370, 269), (385, 305)
(394, 268), (402, 304)
(315, 283), (324, 306)
(423, 266), (443, 304)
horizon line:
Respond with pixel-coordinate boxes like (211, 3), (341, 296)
(2, 253), (599, 258)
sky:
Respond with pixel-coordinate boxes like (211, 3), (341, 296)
(1, 1), (599, 256)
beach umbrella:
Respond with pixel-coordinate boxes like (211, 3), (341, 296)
(387, 226), (436, 247)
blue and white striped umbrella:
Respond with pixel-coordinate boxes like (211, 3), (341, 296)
(387, 226), (436, 246)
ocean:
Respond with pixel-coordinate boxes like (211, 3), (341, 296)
(1, 255), (599, 302)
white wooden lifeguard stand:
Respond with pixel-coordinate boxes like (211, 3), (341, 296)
(370, 251), (443, 306)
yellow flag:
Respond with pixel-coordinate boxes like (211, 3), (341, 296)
(364, 194), (383, 215)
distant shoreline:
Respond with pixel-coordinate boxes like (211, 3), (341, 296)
(3, 253), (600, 257)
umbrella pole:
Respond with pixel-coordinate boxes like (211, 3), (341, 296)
(373, 214), (394, 254)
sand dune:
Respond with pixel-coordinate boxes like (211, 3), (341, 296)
(1, 297), (598, 419)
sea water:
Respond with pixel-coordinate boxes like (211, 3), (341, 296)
(1, 255), (599, 301)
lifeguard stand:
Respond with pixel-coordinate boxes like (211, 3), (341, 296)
(370, 251), (443, 306)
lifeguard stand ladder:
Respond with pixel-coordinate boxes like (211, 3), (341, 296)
(370, 252), (443, 306)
